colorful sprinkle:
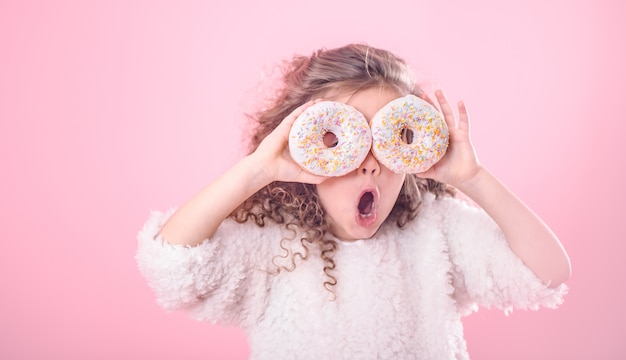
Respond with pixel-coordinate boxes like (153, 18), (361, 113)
(371, 95), (449, 173)
(289, 101), (372, 176)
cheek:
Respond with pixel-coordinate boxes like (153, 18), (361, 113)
(385, 171), (406, 190)
(381, 174), (406, 206)
(316, 180), (345, 210)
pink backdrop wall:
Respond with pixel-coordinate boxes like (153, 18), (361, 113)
(1, 0), (624, 358)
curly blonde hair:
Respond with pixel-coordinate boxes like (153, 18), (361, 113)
(229, 43), (453, 293)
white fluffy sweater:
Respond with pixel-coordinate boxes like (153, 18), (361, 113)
(136, 193), (567, 359)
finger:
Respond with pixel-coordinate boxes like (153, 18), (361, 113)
(301, 173), (329, 185)
(434, 90), (458, 129)
(279, 99), (322, 130)
(458, 100), (470, 132)
(418, 92), (438, 110)
(288, 99), (322, 123)
(413, 166), (439, 182)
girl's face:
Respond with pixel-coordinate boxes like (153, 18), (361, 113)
(316, 87), (406, 241)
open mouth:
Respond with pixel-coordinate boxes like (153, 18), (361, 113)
(358, 191), (375, 217)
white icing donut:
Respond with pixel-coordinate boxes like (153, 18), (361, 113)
(289, 101), (372, 176)
(371, 95), (449, 173)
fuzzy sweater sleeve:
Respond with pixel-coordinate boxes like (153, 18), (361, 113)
(433, 195), (568, 315)
(135, 209), (272, 327)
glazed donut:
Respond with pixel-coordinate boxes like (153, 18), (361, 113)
(289, 101), (372, 176)
(371, 95), (449, 173)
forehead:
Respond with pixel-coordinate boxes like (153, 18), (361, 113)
(328, 87), (403, 121)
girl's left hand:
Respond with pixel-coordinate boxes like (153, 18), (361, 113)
(416, 90), (482, 188)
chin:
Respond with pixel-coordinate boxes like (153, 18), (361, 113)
(340, 224), (383, 241)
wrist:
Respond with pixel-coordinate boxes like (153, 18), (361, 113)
(241, 153), (276, 189)
(454, 165), (489, 196)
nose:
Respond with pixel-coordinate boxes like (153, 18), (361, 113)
(358, 152), (380, 176)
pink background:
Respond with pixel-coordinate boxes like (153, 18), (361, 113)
(1, 0), (624, 358)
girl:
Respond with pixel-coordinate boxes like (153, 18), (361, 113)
(136, 43), (570, 359)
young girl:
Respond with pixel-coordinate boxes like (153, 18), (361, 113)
(136, 43), (570, 359)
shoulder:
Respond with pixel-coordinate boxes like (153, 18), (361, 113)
(421, 191), (480, 215)
(388, 191), (493, 251)
(212, 216), (292, 255)
(422, 191), (493, 229)
(410, 191), (481, 229)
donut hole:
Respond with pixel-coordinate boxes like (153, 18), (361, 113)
(323, 131), (339, 148)
(400, 127), (414, 145)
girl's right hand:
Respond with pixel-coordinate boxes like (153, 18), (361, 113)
(249, 100), (329, 185)
(158, 100), (327, 246)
